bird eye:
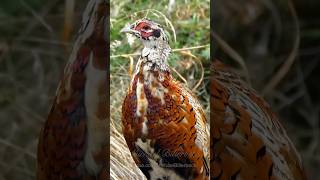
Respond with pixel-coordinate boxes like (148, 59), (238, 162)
(142, 26), (150, 30)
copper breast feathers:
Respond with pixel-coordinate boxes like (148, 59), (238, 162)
(122, 63), (209, 179)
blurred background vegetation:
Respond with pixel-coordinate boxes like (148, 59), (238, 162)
(213, 0), (320, 179)
(0, 0), (318, 179)
(0, 0), (87, 179)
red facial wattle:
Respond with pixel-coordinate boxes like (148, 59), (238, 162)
(134, 22), (154, 39)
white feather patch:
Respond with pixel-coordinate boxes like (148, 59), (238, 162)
(84, 52), (107, 175)
(135, 139), (183, 180)
(142, 117), (148, 135)
(143, 71), (168, 105)
(136, 79), (148, 117)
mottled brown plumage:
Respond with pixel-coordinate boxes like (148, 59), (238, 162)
(210, 60), (307, 180)
(37, 0), (109, 179)
(121, 19), (209, 180)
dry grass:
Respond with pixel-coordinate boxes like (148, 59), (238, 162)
(0, 0), (82, 179)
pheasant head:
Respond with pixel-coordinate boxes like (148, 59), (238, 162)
(121, 19), (171, 71)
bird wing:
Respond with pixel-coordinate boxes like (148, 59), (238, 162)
(210, 60), (306, 179)
(37, 71), (88, 179)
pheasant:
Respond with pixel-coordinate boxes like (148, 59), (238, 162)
(37, 0), (109, 179)
(121, 19), (210, 179)
(210, 60), (307, 179)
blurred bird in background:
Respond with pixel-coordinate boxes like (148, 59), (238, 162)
(37, 0), (109, 179)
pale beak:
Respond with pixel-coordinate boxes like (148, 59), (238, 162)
(120, 24), (138, 34)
